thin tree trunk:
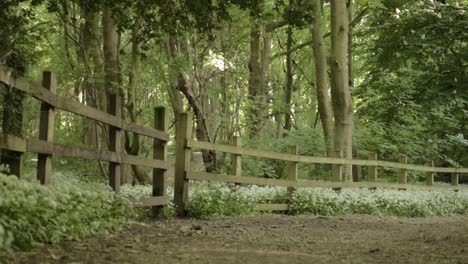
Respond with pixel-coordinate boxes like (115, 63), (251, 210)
(165, 35), (184, 118)
(81, 8), (100, 148)
(330, 0), (354, 180)
(1, 83), (25, 177)
(102, 6), (125, 184)
(311, 0), (334, 157)
(247, 16), (263, 138)
(284, 25), (294, 134)
(348, 0), (354, 88)
(123, 19), (150, 184)
(177, 74), (217, 172)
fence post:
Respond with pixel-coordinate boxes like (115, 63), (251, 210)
(107, 92), (122, 192)
(37, 71), (56, 185)
(399, 154), (408, 184)
(153, 106), (168, 215)
(368, 152), (378, 182)
(174, 112), (192, 216)
(231, 136), (242, 176)
(425, 161), (434, 186)
(451, 172), (459, 186)
(287, 145), (299, 198)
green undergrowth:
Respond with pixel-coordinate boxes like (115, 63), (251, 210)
(0, 172), (136, 253)
(2, 173), (467, 253)
(120, 182), (468, 219)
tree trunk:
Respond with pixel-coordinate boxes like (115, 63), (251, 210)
(247, 17), (264, 138)
(1, 84), (24, 177)
(123, 19), (150, 184)
(81, 7), (102, 148)
(347, 0), (354, 88)
(311, 0), (334, 156)
(330, 0), (354, 180)
(165, 35), (184, 118)
(284, 25), (294, 134)
(102, 6), (125, 184)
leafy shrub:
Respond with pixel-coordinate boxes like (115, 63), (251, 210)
(0, 173), (133, 252)
(188, 183), (256, 218)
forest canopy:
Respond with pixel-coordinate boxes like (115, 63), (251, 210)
(0, 0), (466, 183)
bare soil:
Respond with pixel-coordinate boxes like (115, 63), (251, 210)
(5, 214), (468, 264)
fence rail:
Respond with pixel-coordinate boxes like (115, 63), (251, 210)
(0, 134), (169, 169)
(187, 171), (465, 191)
(187, 140), (468, 174)
(0, 68), (169, 210)
(174, 112), (467, 216)
(0, 69), (168, 141)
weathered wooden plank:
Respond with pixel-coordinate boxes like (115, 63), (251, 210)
(231, 136), (242, 176)
(399, 154), (408, 184)
(187, 140), (468, 174)
(0, 69), (168, 141)
(121, 154), (169, 170)
(255, 204), (289, 211)
(332, 150), (343, 181)
(187, 171), (468, 191)
(37, 72), (56, 185)
(0, 134), (26, 152)
(451, 172), (459, 186)
(26, 139), (169, 169)
(426, 161), (435, 186)
(152, 106), (168, 215)
(368, 152), (377, 182)
(174, 112), (193, 216)
(129, 196), (169, 207)
(287, 145), (298, 196)
(107, 92), (122, 192)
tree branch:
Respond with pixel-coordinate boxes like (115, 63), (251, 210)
(265, 19), (288, 32)
(272, 6), (369, 60)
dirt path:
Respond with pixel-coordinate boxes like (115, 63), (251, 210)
(6, 214), (468, 264)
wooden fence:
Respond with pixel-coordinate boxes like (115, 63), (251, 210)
(0, 68), (170, 209)
(173, 112), (468, 215)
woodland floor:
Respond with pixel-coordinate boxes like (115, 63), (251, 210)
(5, 214), (468, 264)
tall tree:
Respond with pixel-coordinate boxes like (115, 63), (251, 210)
(311, 0), (334, 156)
(102, 6), (125, 184)
(330, 0), (353, 180)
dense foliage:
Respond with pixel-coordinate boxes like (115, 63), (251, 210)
(0, 173), (133, 252)
(355, 0), (468, 165)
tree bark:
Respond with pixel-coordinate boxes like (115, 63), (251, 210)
(311, 0), (334, 156)
(247, 17), (264, 138)
(1, 84), (24, 177)
(81, 7), (102, 148)
(123, 19), (150, 184)
(347, 0), (354, 88)
(330, 0), (354, 180)
(165, 35), (184, 118)
(102, 6), (125, 184)
(284, 26), (294, 134)
(247, 14), (274, 139)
